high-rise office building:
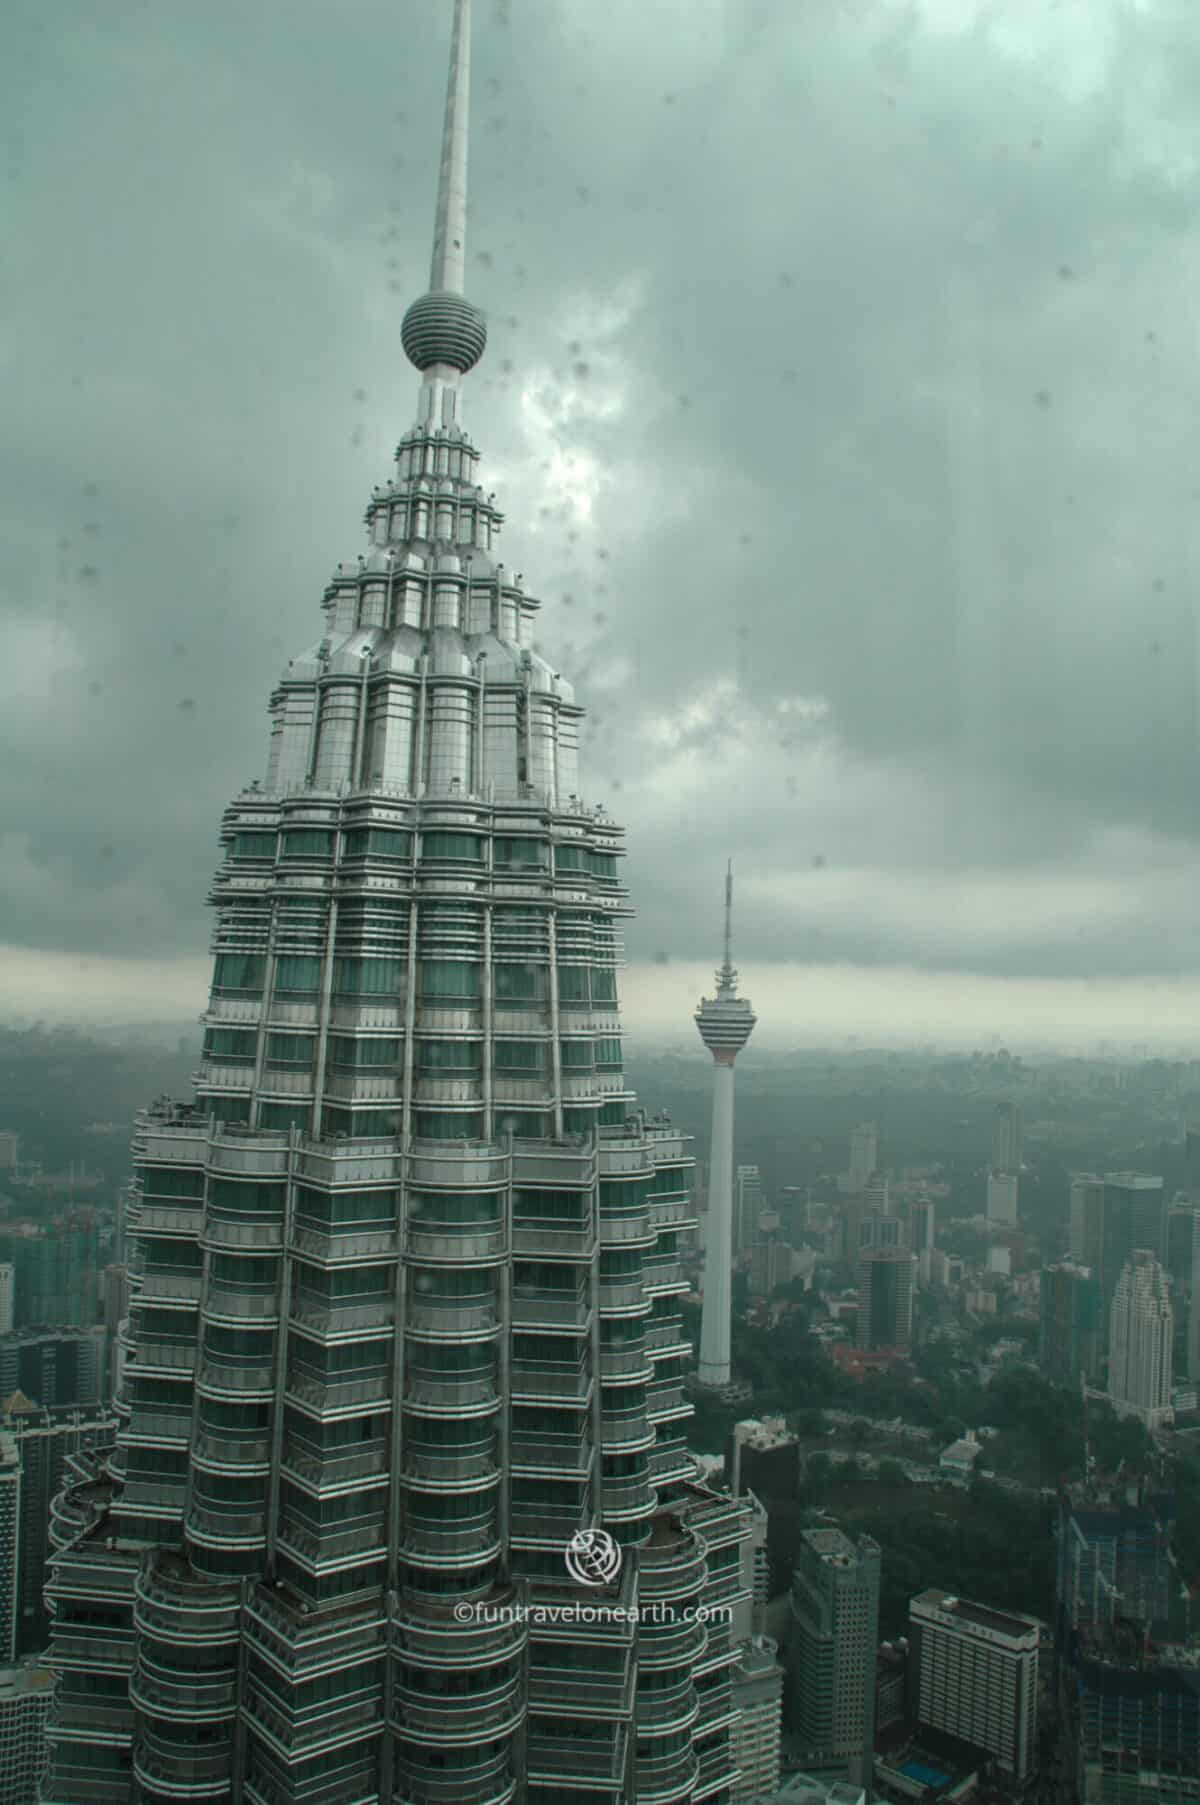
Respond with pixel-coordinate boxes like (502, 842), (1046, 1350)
(1191, 1209), (1200, 1379)
(1165, 1201), (1197, 1289)
(697, 865), (757, 1389)
(788, 1527), (881, 1785)
(1184, 1126), (1200, 1201)
(749, 1234), (793, 1303)
(0, 1662), (53, 1805)
(729, 1471), (783, 1802)
(986, 1170), (1019, 1225)
(857, 1213), (903, 1254)
(0, 1265), (14, 1336)
(0, 1432), (19, 1663)
(0, 1213), (100, 1331)
(1039, 1259), (1103, 1389)
(735, 1165), (765, 1254)
(908, 1197), (935, 1285)
(1107, 1252), (1173, 1429)
(909, 1589), (1039, 1781)
(846, 1125), (878, 1194)
(839, 1171), (889, 1266)
(1069, 1173), (1166, 1330)
(991, 1102), (1022, 1175)
(41, 8), (750, 1802)
(731, 1637), (784, 1802)
(0, 1328), (102, 1409)
(856, 1248), (916, 1355)
(4, 1403), (117, 1658)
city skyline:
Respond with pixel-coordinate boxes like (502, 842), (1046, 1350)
(8, 2), (1200, 1044)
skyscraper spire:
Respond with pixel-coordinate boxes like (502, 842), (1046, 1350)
(719, 858), (736, 996)
(400, 0), (486, 421)
(429, 0), (472, 296)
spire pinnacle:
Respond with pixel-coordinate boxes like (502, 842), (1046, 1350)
(401, 0), (487, 394)
(718, 860), (737, 997)
(430, 0), (471, 296)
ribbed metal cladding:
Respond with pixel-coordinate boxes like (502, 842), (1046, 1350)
(401, 292), (488, 374)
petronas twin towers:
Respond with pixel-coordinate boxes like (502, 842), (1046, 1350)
(41, 5), (751, 1802)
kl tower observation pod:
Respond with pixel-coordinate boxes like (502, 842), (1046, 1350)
(695, 864), (757, 1391)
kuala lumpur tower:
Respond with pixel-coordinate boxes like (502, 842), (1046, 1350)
(696, 864), (757, 1389)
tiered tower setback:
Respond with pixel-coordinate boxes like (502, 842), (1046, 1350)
(696, 865), (756, 1389)
(40, 6), (752, 1803)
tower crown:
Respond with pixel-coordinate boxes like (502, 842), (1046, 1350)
(695, 861), (756, 1063)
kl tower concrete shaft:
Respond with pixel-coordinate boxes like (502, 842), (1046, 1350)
(696, 863), (757, 1389)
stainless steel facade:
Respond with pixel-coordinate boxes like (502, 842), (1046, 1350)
(40, 3), (750, 1802)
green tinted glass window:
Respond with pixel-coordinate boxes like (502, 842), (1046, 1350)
(343, 828), (412, 859)
(495, 964), (544, 1003)
(495, 838), (547, 868)
(494, 1040), (546, 1073)
(557, 966), (589, 1003)
(266, 1033), (315, 1066)
(417, 1040), (482, 1072)
(275, 956), (322, 993)
(422, 832), (483, 861)
(334, 957), (405, 997)
(233, 832), (277, 859)
(204, 1028), (257, 1062)
(281, 830), (335, 857)
(213, 953), (265, 992)
(414, 1111), (483, 1140)
(420, 961), (481, 1000)
(328, 1037), (401, 1070)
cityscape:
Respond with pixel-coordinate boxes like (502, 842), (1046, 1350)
(2, 3), (1200, 1805)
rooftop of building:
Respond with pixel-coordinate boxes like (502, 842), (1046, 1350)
(939, 1434), (983, 1467)
(803, 1526), (866, 1564)
(0, 1663), (53, 1701)
(736, 1635), (784, 1683)
(735, 1415), (796, 1451)
(911, 1590), (1038, 1639)
(750, 1777), (873, 1805)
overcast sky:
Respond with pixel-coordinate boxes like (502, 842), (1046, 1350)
(4, 0), (1200, 1045)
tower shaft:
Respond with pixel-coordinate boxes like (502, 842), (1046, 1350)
(695, 864), (756, 1393)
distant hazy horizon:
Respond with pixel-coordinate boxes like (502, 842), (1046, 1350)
(3, 948), (1199, 1060)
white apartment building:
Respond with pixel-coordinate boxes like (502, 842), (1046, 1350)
(910, 1589), (1039, 1780)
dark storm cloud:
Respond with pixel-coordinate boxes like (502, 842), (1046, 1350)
(2, 0), (1199, 990)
